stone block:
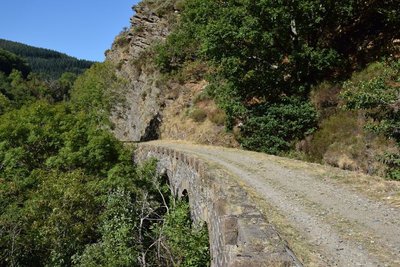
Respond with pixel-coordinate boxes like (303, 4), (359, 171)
(221, 216), (239, 245)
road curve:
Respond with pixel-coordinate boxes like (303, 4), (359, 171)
(142, 141), (400, 267)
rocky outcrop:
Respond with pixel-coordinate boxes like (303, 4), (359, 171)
(106, 3), (170, 141)
(106, 2), (238, 146)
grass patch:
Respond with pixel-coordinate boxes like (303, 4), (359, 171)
(208, 109), (226, 126)
(188, 107), (207, 122)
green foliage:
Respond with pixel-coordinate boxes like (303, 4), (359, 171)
(0, 100), (185, 266)
(380, 153), (400, 180)
(240, 98), (317, 154)
(0, 68), (77, 112)
(341, 60), (400, 179)
(0, 92), (11, 114)
(0, 48), (31, 77)
(23, 170), (101, 266)
(307, 111), (360, 161)
(0, 57), (211, 266)
(70, 62), (125, 122)
(0, 100), (130, 265)
(155, 0), (399, 154)
(73, 189), (138, 267)
(47, 72), (78, 101)
(155, 199), (210, 267)
(0, 102), (66, 176)
(0, 39), (94, 79)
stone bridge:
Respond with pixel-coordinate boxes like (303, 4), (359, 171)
(134, 141), (400, 267)
(135, 142), (301, 267)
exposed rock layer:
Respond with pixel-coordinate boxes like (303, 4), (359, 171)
(106, 4), (170, 141)
(106, 3), (238, 146)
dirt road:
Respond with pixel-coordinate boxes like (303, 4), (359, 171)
(145, 141), (400, 266)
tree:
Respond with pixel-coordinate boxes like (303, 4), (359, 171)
(156, 0), (399, 154)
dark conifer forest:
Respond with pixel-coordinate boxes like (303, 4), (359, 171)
(0, 39), (95, 79)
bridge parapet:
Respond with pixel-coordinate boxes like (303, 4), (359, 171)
(135, 144), (299, 267)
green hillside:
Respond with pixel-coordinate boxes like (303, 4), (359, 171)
(0, 34), (209, 266)
(151, 0), (399, 178)
(0, 39), (95, 79)
(0, 48), (30, 77)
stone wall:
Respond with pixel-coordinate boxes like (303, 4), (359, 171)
(135, 144), (301, 267)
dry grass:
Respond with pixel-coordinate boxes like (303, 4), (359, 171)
(208, 109), (226, 126)
(159, 80), (239, 147)
(265, 154), (400, 208)
(304, 60), (400, 179)
(199, 143), (400, 208)
(304, 109), (398, 177)
(188, 108), (207, 122)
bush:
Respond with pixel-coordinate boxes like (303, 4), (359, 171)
(188, 107), (207, 122)
(153, 199), (210, 267)
(208, 108), (226, 126)
(240, 98), (317, 154)
(70, 62), (126, 122)
(310, 81), (342, 120)
(140, 0), (185, 18)
(114, 35), (130, 48)
(341, 60), (400, 179)
(307, 111), (361, 161)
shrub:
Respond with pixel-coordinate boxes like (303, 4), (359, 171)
(114, 35), (130, 48)
(181, 60), (208, 82)
(307, 111), (361, 162)
(208, 108), (226, 126)
(341, 60), (400, 179)
(240, 98), (317, 154)
(188, 107), (207, 122)
(140, 0), (184, 18)
(153, 199), (210, 267)
(310, 81), (342, 120)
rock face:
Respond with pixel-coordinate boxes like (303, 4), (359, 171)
(106, 2), (238, 146)
(106, 3), (170, 141)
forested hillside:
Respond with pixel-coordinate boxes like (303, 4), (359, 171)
(148, 0), (399, 179)
(0, 39), (94, 79)
(0, 48), (77, 108)
(0, 41), (209, 266)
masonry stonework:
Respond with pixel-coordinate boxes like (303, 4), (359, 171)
(135, 144), (300, 267)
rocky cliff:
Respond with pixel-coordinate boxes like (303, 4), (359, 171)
(106, 1), (238, 146)
(106, 3), (170, 142)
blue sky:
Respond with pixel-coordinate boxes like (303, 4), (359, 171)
(0, 0), (140, 61)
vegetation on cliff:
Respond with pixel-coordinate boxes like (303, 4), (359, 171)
(153, 0), (399, 178)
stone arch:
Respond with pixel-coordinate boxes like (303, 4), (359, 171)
(135, 143), (301, 267)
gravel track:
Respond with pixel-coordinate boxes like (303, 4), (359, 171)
(147, 141), (400, 266)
